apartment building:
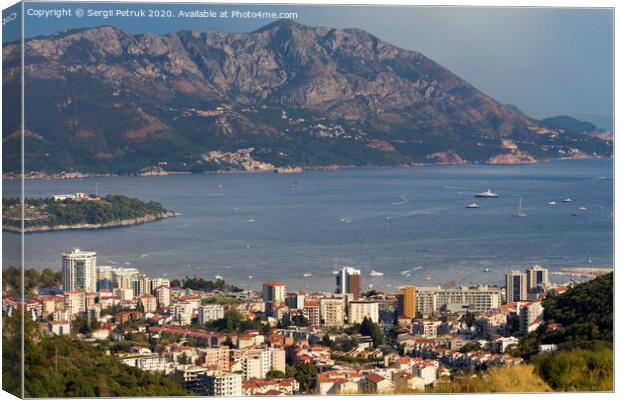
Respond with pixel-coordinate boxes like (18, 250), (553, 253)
(320, 297), (345, 327)
(198, 304), (225, 326)
(348, 300), (379, 324)
(203, 371), (243, 397)
(415, 286), (501, 314)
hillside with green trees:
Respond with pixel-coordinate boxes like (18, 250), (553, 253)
(513, 272), (613, 358)
(3, 194), (176, 232)
(501, 273), (613, 392)
(433, 275), (613, 393)
(2, 313), (191, 397)
(532, 343), (612, 391)
(2, 266), (62, 297)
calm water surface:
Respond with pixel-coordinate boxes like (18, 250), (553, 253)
(2, 159), (613, 291)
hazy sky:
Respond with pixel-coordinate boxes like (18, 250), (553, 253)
(3, 3), (614, 129)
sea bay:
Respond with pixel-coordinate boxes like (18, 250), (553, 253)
(2, 159), (613, 291)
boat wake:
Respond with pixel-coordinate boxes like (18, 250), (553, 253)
(391, 195), (409, 205)
(445, 185), (472, 191)
(386, 208), (439, 220)
(400, 266), (423, 276)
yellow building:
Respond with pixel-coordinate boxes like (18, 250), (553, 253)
(396, 286), (417, 319)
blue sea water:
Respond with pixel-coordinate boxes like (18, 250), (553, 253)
(2, 159), (613, 291)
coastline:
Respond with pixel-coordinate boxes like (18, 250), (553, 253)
(1, 156), (607, 181)
(2, 211), (179, 234)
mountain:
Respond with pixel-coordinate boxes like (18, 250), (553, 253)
(504, 104), (528, 117)
(2, 20), (612, 175)
(542, 115), (598, 133)
(542, 115), (613, 141)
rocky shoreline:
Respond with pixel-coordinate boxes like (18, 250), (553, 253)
(2, 156), (604, 181)
(3, 211), (179, 233)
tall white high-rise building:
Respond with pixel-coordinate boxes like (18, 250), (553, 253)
(62, 248), (97, 293)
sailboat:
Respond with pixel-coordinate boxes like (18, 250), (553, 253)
(512, 197), (527, 217)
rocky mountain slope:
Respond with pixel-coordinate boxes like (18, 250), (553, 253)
(2, 20), (612, 174)
(542, 115), (613, 141)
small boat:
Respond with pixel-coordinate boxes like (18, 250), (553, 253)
(578, 207), (587, 211)
(562, 198), (572, 203)
(303, 273), (313, 277)
(475, 189), (498, 198)
(548, 201), (557, 205)
(425, 275), (432, 281)
(484, 268), (490, 272)
(466, 203), (480, 209)
(370, 270), (384, 277)
(513, 197), (527, 217)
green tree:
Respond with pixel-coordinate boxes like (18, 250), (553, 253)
(461, 311), (476, 328)
(291, 314), (309, 327)
(286, 362), (317, 392)
(358, 317), (384, 348)
(320, 334), (332, 347)
(278, 313), (292, 328)
(266, 370), (285, 379)
(3, 313), (190, 397)
(459, 342), (481, 353)
(532, 343), (612, 391)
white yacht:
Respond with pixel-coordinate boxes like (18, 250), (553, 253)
(548, 201), (557, 205)
(466, 203), (480, 209)
(475, 189), (498, 198)
(370, 270), (384, 277)
(562, 198), (572, 203)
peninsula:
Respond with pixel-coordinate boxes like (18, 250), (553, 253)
(2, 193), (177, 233)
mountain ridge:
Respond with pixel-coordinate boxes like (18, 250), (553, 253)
(2, 20), (612, 175)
